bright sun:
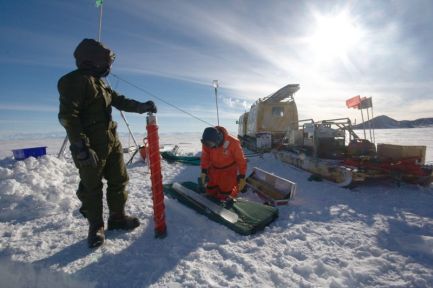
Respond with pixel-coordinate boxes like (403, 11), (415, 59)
(309, 10), (362, 60)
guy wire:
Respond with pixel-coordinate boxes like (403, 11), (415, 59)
(111, 73), (214, 127)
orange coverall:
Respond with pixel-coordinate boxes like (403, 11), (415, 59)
(200, 127), (247, 200)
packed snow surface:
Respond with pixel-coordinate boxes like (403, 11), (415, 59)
(1, 128), (433, 287)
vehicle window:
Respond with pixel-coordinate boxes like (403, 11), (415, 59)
(272, 107), (284, 117)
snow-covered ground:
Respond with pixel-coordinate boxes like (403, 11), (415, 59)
(0, 128), (433, 287)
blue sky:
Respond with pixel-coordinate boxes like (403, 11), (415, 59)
(1, 0), (432, 139)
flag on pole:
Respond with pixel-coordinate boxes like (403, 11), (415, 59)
(346, 95), (361, 109)
(96, 0), (103, 7)
(359, 97), (372, 109)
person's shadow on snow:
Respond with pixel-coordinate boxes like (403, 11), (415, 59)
(33, 163), (236, 286)
(377, 218), (433, 268)
(33, 239), (93, 268)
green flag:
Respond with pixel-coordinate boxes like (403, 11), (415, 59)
(96, 0), (103, 7)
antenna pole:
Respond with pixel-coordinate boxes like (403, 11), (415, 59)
(213, 80), (220, 126)
(360, 108), (366, 140)
(98, 2), (103, 41)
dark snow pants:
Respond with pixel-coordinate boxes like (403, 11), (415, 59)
(72, 123), (128, 224)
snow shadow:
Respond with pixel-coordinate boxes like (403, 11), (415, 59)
(377, 218), (433, 268)
(1, 256), (95, 288)
(286, 179), (433, 239)
(34, 164), (240, 287)
(260, 156), (433, 226)
(33, 238), (96, 269)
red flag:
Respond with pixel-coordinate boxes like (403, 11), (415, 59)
(359, 97), (372, 109)
(346, 95), (361, 108)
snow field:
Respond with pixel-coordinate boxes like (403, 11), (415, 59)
(0, 130), (432, 287)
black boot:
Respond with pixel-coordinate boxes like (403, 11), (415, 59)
(88, 222), (105, 248)
(107, 212), (140, 231)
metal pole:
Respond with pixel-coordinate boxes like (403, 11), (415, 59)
(360, 108), (366, 139)
(106, 76), (140, 149)
(370, 98), (376, 144)
(57, 136), (69, 159)
(366, 107), (372, 142)
(105, 78), (141, 164)
(119, 111), (139, 148)
(98, 3), (103, 41)
(215, 87), (220, 126)
(213, 80), (220, 126)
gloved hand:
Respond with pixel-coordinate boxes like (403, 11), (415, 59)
(224, 196), (235, 209)
(137, 100), (157, 114)
(200, 169), (208, 186)
(71, 141), (99, 168)
(237, 175), (246, 192)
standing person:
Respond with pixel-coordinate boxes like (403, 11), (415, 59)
(200, 126), (247, 205)
(58, 39), (157, 248)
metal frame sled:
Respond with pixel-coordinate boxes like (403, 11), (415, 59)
(246, 167), (296, 206)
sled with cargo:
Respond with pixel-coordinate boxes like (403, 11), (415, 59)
(138, 141), (201, 166)
(237, 84), (433, 187)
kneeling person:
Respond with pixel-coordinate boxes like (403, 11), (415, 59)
(200, 127), (247, 203)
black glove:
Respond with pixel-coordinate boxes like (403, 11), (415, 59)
(137, 101), (157, 114)
(224, 197), (235, 209)
(71, 141), (99, 168)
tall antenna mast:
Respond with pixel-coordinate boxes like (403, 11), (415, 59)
(213, 80), (220, 126)
(96, 0), (104, 41)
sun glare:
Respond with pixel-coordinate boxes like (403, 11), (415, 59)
(309, 10), (362, 60)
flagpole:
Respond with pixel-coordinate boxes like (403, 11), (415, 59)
(366, 107), (372, 142)
(360, 108), (366, 139)
(98, 2), (103, 41)
(213, 80), (220, 126)
(371, 100), (376, 144)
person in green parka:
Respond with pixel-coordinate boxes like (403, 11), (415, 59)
(58, 39), (156, 248)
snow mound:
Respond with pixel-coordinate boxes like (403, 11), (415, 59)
(0, 155), (79, 222)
